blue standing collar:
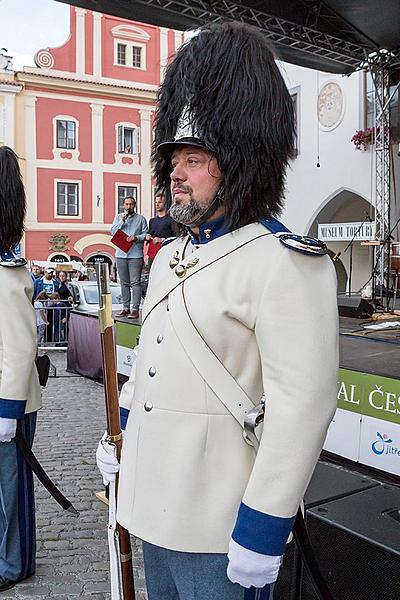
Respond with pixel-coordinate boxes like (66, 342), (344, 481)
(188, 214), (229, 244)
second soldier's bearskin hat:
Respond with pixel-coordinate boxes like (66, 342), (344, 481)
(152, 21), (296, 230)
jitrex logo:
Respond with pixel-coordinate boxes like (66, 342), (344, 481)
(371, 432), (396, 456)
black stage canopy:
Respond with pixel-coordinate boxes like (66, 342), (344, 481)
(58, 0), (400, 74)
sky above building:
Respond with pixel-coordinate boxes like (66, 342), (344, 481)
(0, 0), (69, 70)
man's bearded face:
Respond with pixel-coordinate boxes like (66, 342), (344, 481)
(169, 146), (222, 227)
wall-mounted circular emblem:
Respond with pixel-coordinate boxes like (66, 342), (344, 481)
(34, 49), (54, 69)
(317, 81), (344, 130)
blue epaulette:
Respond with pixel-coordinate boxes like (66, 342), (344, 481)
(161, 237), (176, 248)
(260, 217), (327, 256)
(0, 250), (27, 268)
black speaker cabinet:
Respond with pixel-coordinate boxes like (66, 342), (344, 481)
(337, 295), (374, 318)
(276, 483), (400, 600)
(274, 461), (379, 600)
(301, 484), (400, 600)
(304, 461), (378, 509)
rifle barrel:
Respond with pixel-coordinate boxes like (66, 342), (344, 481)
(95, 264), (136, 600)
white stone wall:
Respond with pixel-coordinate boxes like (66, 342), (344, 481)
(280, 63), (376, 293)
(0, 79), (22, 148)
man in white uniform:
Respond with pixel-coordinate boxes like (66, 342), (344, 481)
(97, 21), (338, 600)
(0, 146), (41, 592)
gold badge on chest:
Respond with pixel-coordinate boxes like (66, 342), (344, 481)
(169, 251), (180, 269)
(175, 257), (199, 278)
(169, 237), (199, 278)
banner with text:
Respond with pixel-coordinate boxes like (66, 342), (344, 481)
(325, 368), (400, 476)
(318, 221), (375, 242)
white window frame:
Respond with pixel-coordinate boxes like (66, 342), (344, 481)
(52, 115), (80, 161)
(115, 182), (141, 215)
(290, 86), (301, 157)
(365, 71), (375, 130)
(54, 179), (82, 219)
(114, 122), (140, 165)
(117, 124), (138, 155)
(56, 119), (76, 149)
(113, 38), (146, 71)
(131, 45), (143, 69)
(116, 42), (127, 66)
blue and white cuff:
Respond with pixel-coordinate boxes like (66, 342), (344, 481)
(0, 398), (26, 419)
(232, 502), (296, 556)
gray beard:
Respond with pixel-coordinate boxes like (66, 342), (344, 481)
(169, 197), (203, 226)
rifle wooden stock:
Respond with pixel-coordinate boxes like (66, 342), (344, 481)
(97, 266), (135, 600)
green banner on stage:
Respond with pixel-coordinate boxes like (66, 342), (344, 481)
(116, 321), (141, 349)
(338, 368), (400, 426)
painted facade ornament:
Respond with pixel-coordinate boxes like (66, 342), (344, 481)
(34, 50), (54, 69)
(317, 81), (344, 130)
(49, 234), (70, 252)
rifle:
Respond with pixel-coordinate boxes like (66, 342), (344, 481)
(96, 263), (135, 600)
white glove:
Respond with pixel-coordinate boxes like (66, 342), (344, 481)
(227, 539), (282, 588)
(0, 417), (17, 443)
(96, 433), (120, 485)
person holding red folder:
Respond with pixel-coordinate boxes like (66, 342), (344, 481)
(111, 196), (148, 318)
(146, 194), (175, 267)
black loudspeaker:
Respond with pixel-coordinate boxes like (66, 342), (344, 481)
(276, 482), (400, 600)
(300, 484), (400, 600)
(337, 295), (374, 318)
(274, 462), (379, 600)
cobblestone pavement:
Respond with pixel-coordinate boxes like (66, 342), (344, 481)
(2, 351), (147, 600)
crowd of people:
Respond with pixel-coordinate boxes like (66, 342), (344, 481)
(30, 266), (78, 345)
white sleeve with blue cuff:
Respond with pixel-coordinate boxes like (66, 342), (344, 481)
(228, 246), (338, 583)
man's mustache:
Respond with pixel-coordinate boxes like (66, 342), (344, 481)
(172, 185), (193, 194)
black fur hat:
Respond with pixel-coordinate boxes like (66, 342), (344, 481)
(152, 21), (295, 229)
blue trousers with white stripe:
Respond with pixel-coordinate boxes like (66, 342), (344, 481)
(0, 412), (36, 582)
(142, 541), (274, 600)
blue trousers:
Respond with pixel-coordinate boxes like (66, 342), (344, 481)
(0, 412), (36, 582)
(142, 541), (274, 600)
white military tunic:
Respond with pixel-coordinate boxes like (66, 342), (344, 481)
(117, 222), (338, 554)
(0, 263), (41, 417)
(0, 256), (41, 582)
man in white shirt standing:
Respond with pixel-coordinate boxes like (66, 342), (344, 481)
(111, 196), (148, 319)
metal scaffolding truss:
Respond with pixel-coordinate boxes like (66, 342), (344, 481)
(364, 49), (398, 300)
(374, 69), (391, 297)
(130, 0), (368, 70)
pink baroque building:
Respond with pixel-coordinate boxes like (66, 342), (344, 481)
(14, 6), (183, 264)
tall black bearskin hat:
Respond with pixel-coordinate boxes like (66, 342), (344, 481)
(152, 21), (295, 230)
(0, 146), (26, 253)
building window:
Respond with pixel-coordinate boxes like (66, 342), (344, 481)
(118, 125), (137, 154)
(113, 34), (147, 70)
(365, 73), (375, 129)
(118, 186), (137, 214)
(291, 91), (299, 156)
(56, 120), (76, 149)
(57, 182), (79, 216)
(132, 46), (142, 68)
(117, 43), (127, 66)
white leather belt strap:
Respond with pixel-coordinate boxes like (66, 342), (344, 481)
(142, 226), (272, 324)
(168, 283), (255, 428)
